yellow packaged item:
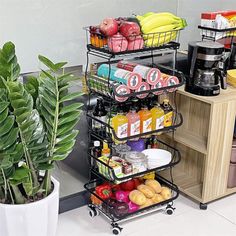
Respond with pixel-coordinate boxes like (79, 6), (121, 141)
(227, 69), (236, 87)
(97, 156), (123, 179)
(143, 172), (155, 180)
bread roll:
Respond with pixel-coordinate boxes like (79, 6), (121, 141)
(151, 194), (164, 204)
(140, 198), (154, 209)
(137, 184), (155, 198)
(145, 179), (162, 193)
(129, 190), (147, 206)
(161, 187), (172, 200)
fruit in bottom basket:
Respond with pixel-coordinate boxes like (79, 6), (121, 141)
(119, 21), (141, 41)
(115, 190), (130, 203)
(120, 179), (136, 191)
(90, 192), (102, 205)
(145, 179), (162, 193)
(160, 187), (172, 200)
(137, 184), (155, 198)
(112, 201), (129, 217)
(99, 18), (118, 36)
(129, 190), (147, 205)
(108, 33), (128, 52)
(140, 198), (153, 209)
(127, 36), (144, 50)
(151, 193), (164, 204)
(128, 201), (140, 213)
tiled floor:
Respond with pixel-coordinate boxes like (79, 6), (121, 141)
(57, 193), (236, 236)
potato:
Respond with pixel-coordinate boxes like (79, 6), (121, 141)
(151, 194), (164, 204)
(137, 184), (155, 198)
(129, 190), (147, 206)
(160, 187), (172, 200)
(140, 198), (154, 209)
(145, 179), (162, 193)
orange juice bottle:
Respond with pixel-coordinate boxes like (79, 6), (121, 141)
(151, 102), (164, 131)
(161, 99), (173, 127)
(138, 105), (152, 134)
(111, 109), (128, 144)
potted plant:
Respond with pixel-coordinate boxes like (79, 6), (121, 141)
(0, 42), (83, 236)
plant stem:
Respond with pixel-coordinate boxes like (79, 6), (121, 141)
(41, 170), (51, 196)
(11, 185), (26, 204)
(50, 72), (59, 157)
(7, 181), (14, 204)
(1, 168), (8, 201)
(19, 130), (39, 191)
(0, 187), (4, 200)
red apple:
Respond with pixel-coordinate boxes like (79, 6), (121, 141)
(99, 18), (118, 36)
(119, 21), (141, 41)
(108, 33), (128, 53)
(127, 36), (144, 51)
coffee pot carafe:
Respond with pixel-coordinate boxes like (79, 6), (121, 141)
(186, 41), (226, 96)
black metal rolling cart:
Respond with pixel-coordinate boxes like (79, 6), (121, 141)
(83, 26), (185, 235)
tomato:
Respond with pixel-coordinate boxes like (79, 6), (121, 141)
(120, 180), (135, 191)
(133, 178), (141, 189)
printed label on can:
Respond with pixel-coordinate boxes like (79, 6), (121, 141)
(133, 65), (149, 78)
(143, 118), (152, 133)
(156, 116), (164, 129)
(128, 74), (140, 89)
(114, 69), (129, 79)
(117, 123), (128, 138)
(164, 112), (173, 127)
(130, 120), (140, 136)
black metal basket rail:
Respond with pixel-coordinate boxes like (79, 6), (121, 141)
(198, 25), (236, 44)
(87, 111), (183, 142)
(86, 65), (185, 102)
(84, 174), (179, 221)
(85, 26), (181, 58)
(89, 142), (181, 182)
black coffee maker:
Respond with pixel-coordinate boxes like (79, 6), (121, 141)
(185, 41), (226, 96)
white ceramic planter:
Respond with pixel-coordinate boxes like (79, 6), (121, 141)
(0, 177), (60, 236)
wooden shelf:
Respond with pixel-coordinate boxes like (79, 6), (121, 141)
(160, 170), (203, 202)
(226, 186), (236, 195)
(167, 131), (207, 154)
(178, 86), (236, 105)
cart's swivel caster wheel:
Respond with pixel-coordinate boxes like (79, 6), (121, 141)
(88, 206), (99, 218)
(199, 203), (208, 210)
(112, 225), (123, 235)
(165, 205), (175, 215)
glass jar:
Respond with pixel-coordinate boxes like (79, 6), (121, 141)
(125, 151), (148, 174)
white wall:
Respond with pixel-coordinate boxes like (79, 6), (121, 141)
(0, 0), (177, 73)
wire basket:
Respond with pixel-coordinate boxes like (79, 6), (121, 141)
(85, 26), (181, 55)
(198, 25), (236, 48)
(86, 64), (185, 102)
(88, 138), (181, 183)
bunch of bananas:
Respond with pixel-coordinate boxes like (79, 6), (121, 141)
(136, 12), (187, 47)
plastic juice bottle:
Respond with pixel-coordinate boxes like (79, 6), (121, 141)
(111, 109), (128, 144)
(93, 98), (107, 134)
(150, 103), (165, 131)
(126, 108), (140, 138)
(138, 105), (152, 134)
(102, 141), (111, 157)
(161, 99), (173, 127)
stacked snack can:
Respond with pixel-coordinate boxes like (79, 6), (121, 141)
(117, 61), (162, 85)
(97, 64), (142, 90)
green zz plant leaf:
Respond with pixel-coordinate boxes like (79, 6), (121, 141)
(7, 81), (49, 196)
(0, 42), (20, 88)
(38, 55), (83, 193)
